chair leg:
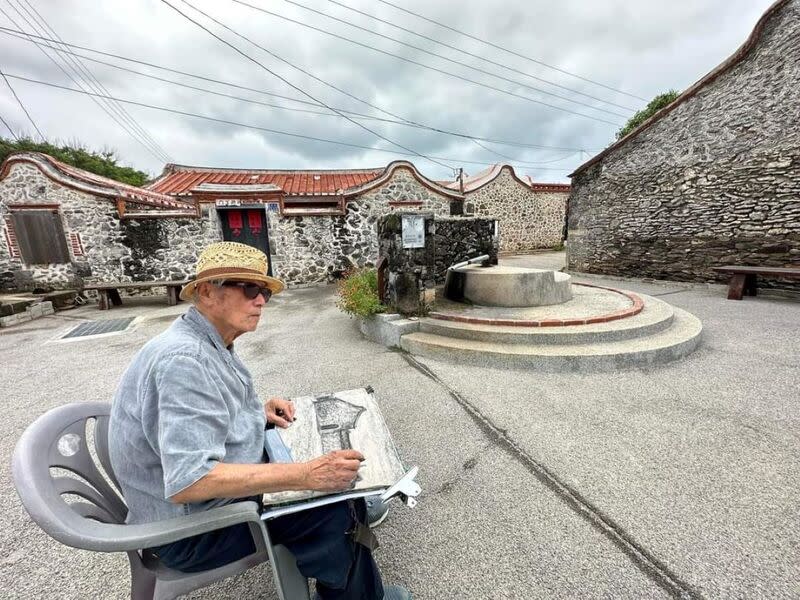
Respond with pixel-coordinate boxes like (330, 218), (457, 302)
(128, 551), (157, 600)
(273, 544), (311, 600)
(264, 529), (311, 600)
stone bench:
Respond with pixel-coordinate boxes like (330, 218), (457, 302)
(81, 281), (189, 310)
(711, 265), (800, 300)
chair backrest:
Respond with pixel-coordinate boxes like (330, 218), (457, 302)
(12, 402), (130, 551)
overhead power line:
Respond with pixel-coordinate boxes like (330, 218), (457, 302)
(239, 0), (631, 118)
(15, 0), (171, 163)
(0, 26), (601, 155)
(163, 0), (455, 170)
(229, 0), (625, 126)
(8, 0), (171, 162)
(321, 0), (638, 112)
(0, 3), (170, 162)
(0, 65), (43, 139)
(0, 110), (19, 139)
(3, 1), (168, 162)
(180, 0), (562, 166)
(470, 140), (577, 165)
(3, 73), (579, 173)
(375, 0), (647, 102)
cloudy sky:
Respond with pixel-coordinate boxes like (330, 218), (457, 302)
(0, 0), (777, 182)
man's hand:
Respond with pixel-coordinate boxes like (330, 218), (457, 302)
(265, 397), (295, 428)
(303, 450), (364, 492)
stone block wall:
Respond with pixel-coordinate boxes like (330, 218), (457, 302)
(1, 162), (457, 292)
(433, 216), (499, 283)
(567, 1), (800, 290)
(271, 167), (453, 287)
(377, 212), (499, 312)
(0, 163), (219, 292)
(466, 167), (567, 252)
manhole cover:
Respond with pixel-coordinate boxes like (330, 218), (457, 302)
(61, 317), (135, 339)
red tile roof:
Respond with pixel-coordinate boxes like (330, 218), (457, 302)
(148, 161), (464, 199)
(149, 164), (384, 196)
(1, 152), (195, 211)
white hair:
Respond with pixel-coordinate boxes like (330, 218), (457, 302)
(190, 279), (225, 305)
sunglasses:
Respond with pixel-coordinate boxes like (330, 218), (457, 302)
(221, 281), (273, 302)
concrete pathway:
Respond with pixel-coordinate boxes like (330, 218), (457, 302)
(0, 263), (798, 599)
(500, 250), (567, 271)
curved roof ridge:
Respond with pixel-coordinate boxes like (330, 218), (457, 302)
(1, 152), (193, 210)
(570, 0), (792, 177)
(445, 163), (533, 193)
(342, 160), (464, 198)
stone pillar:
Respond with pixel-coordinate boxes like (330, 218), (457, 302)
(377, 212), (436, 315)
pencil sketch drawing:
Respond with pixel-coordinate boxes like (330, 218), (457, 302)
(313, 395), (366, 453)
(262, 388), (406, 507)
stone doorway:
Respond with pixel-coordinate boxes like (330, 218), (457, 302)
(219, 207), (273, 276)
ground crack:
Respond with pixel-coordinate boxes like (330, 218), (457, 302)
(401, 352), (703, 600)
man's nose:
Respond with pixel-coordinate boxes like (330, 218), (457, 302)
(253, 292), (267, 306)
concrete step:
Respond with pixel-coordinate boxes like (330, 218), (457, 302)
(400, 306), (702, 372)
(420, 294), (675, 345)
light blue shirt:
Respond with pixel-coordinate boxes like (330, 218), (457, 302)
(109, 306), (266, 525)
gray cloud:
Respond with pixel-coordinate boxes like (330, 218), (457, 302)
(0, 0), (777, 182)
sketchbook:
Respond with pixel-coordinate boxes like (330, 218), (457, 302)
(260, 387), (408, 519)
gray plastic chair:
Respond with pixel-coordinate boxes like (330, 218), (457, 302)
(11, 402), (311, 600)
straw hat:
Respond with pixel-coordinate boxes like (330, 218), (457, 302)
(180, 241), (285, 301)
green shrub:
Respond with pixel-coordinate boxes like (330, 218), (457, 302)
(336, 268), (386, 318)
(1, 137), (151, 185)
(552, 242), (565, 251)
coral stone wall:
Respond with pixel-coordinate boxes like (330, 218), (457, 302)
(377, 212), (498, 313)
(271, 167), (454, 287)
(0, 163), (219, 292)
(1, 163), (457, 291)
(466, 167), (568, 252)
(433, 217), (499, 283)
(567, 1), (800, 290)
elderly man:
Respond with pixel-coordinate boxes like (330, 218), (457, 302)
(109, 242), (408, 600)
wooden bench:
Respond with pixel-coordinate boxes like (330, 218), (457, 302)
(711, 265), (800, 300)
(81, 281), (189, 310)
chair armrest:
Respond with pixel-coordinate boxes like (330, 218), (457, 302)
(81, 501), (266, 552)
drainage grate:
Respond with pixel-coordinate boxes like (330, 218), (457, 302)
(61, 317), (135, 339)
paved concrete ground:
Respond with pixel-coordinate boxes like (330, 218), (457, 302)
(1, 254), (798, 599)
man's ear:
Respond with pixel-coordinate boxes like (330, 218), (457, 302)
(196, 281), (218, 303)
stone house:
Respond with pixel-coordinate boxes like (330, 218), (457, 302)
(148, 160), (463, 287)
(567, 0), (799, 289)
(0, 154), (463, 291)
(441, 164), (570, 252)
(0, 152), (211, 292)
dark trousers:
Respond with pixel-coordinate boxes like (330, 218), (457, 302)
(151, 498), (384, 600)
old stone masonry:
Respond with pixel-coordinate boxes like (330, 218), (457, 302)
(567, 0), (799, 290)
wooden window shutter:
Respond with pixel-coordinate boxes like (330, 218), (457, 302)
(10, 210), (70, 264)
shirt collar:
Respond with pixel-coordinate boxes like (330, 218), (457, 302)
(182, 306), (232, 353)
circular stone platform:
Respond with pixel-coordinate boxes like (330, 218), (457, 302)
(432, 283), (641, 326)
(452, 265), (572, 307)
(359, 282), (703, 372)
